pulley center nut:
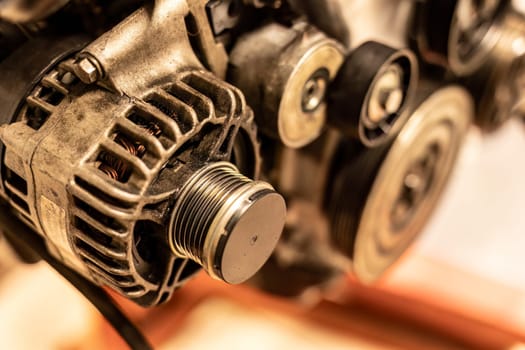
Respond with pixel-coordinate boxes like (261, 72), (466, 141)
(368, 64), (405, 123)
(169, 162), (286, 284)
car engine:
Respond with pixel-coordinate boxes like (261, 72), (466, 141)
(0, 0), (523, 348)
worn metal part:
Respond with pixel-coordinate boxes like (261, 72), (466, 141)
(416, 0), (508, 75)
(0, 35), (89, 230)
(0, 0), (285, 306)
(328, 41), (418, 147)
(255, 85), (472, 296)
(464, 6), (525, 130)
(229, 21), (345, 148)
(1, 56), (265, 306)
(0, 61), (277, 304)
(329, 85), (473, 282)
(73, 57), (101, 84)
(253, 86), (473, 294)
(450, 0), (506, 74)
(246, 0), (522, 299)
(287, 0), (350, 46)
(77, 0), (229, 95)
(206, 0), (243, 36)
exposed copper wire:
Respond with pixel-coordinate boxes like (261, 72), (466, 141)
(99, 123), (161, 181)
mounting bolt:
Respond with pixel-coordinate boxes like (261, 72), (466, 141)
(74, 57), (101, 84)
(302, 73), (328, 113)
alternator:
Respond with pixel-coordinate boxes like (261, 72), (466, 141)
(0, 0), (286, 306)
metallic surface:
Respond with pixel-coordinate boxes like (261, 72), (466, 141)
(416, 0), (508, 75)
(76, 0), (228, 95)
(0, 0), (522, 312)
(0, 0), (279, 306)
(229, 22), (345, 148)
(448, 0), (506, 75)
(351, 86), (473, 281)
(169, 161), (286, 284)
(329, 42), (418, 147)
(465, 5), (525, 129)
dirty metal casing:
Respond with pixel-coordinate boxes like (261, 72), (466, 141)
(76, 0), (229, 95)
(0, 0), (284, 307)
(0, 65), (262, 306)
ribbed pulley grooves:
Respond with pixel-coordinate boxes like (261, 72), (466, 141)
(173, 164), (251, 263)
(169, 162), (287, 284)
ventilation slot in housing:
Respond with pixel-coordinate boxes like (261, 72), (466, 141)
(3, 167), (30, 215)
(146, 94), (194, 134)
(73, 216), (124, 251)
(73, 196), (128, 233)
(74, 176), (136, 210)
(21, 68), (77, 130)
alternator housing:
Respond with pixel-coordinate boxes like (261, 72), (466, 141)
(1, 58), (258, 305)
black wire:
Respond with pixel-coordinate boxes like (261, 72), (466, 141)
(0, 204), (153, 350)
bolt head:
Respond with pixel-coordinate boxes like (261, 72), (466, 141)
(302, 75), (328, 113)
(75, 58), (99, 84)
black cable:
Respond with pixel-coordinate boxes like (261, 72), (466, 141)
(0, 204), (153, 350)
